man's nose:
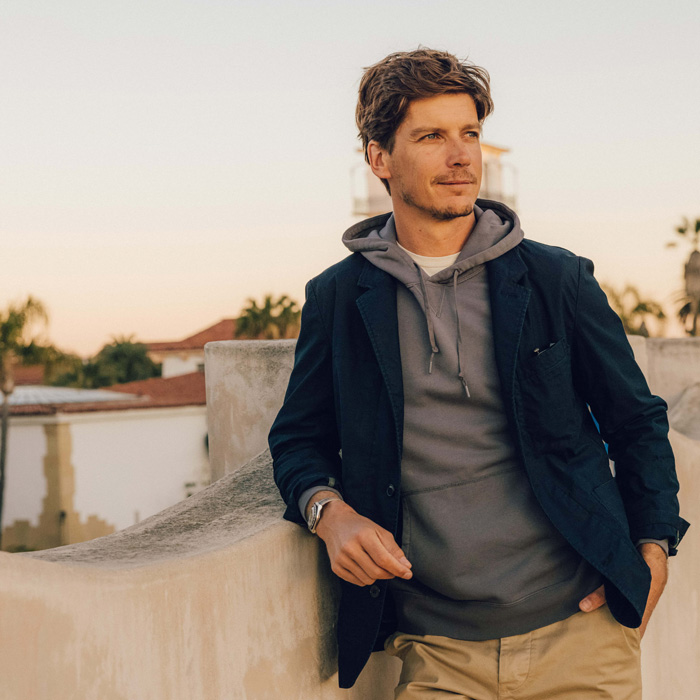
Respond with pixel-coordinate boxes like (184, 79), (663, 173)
(446, 138), (472, 167)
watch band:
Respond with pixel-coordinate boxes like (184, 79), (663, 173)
(307, 497), (341, 534)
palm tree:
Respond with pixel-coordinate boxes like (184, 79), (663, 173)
(235, 296), (274, 339)
(0, 296), (48, 547)
(601, 284), (666, 337)
(667, 217), (700, 336)
(271, 295), (301, 339)
(235, 295), (301, 339)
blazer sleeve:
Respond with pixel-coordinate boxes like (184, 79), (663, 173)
(570, 257), (689, 554)
(268, 278), (342, 525)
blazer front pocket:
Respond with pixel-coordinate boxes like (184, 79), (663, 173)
(518, 339), (579, 450)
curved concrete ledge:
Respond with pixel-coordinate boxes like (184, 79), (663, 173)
(26, 449), (285, 569)
(0, 450), (400, 699)
(2, 337), (699, 699)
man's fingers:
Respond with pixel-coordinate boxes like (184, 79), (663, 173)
(579, 584), (607, 612)
(380, 532), (413, 570)
(336, 539), (397, 582)
(333, 563), (369, 587)
(352, 547), (401, 581)
(319, 507), (413, 585)
(371, 530), (413, 578)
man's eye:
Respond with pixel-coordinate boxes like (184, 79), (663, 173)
(466, 131), (480, 139)
(423, 133), (439, 140)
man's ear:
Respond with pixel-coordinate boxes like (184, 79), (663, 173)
(367, 141), (392, 181)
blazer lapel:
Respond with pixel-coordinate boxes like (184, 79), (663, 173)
(355, 259), (404, 456)
(487, 247), (531, 417)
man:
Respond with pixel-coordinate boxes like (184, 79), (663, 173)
(269, 49), (689, 698)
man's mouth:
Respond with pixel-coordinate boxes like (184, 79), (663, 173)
(435, 175), (477, 186)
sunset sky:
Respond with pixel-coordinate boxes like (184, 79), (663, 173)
(3, 0), (699, 355)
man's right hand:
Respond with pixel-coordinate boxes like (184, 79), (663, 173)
(313, 498), (413, 587)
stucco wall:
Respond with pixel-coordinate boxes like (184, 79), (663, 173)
(628, 336), (700, 403)
(205, 340), (295, 480)
(69, 406), (210, 530)
(0, 451), (401, 700)
(641, 427), (700, 698)
(3, 421), (47, 527)
(0, 337), (697, 699)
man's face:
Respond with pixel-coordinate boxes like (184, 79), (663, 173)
(371, 93), (483, 222)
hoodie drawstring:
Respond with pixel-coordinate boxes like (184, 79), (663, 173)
(418, 271), (440, 374)
(453, 270), (471, 398)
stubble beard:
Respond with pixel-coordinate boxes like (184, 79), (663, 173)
(400, 189), (475, 221)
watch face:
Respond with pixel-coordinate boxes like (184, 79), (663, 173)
(309, 497), (337, 532)
(308, 503), (321, 531)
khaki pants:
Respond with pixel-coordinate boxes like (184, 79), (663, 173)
(384, 606), (641, 699)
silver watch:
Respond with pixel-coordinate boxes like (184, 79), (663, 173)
(307, 497), (340, 534)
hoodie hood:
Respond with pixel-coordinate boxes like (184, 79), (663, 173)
(342, 199), (524, 287)
(342, 199), (524, 397)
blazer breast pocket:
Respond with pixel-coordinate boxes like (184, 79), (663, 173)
(518, 338), (580, 450)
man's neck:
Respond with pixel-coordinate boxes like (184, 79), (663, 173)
(392, 208), (477, 257)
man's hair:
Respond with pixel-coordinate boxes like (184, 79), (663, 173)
(356, 48), (494, 165)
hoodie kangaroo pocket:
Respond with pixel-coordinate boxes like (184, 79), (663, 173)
(401, 469), (580, 604)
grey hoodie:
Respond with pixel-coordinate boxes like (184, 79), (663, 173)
(342, 201), (601, 641)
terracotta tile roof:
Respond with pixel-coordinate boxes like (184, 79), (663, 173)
(10, 372), (206, 417)
(146, 319), (237, 352)
(107, 372), (206, 404)
(12, 365), (45, 386)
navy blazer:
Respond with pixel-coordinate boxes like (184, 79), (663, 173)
(269, 222), (689, 688)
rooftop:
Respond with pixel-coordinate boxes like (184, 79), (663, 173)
(12, 365), (45, 386)
(10, 372), (206, 416)
(10, 385), (137, 407)
(146, 319), (237, 352)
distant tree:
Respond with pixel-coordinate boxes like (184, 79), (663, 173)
(601, 284), (666, 338)
(235, 294), (301, 339)
(667, 217), (700, 336)
(0, 296), (48, 548)
(52, 335), (161, 388)
(95, 335), (161, 384)
(20, 340), (82, 385)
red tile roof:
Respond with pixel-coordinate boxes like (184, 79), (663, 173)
(146, 319), (237, 352)
(13, 365), (45, 386)
(10, 372), (206, 416)
(108, 372), (206, 404)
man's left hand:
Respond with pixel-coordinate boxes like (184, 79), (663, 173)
(578, 542), (669, 638)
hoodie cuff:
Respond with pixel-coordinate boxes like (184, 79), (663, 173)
(636, 538), (669, 557)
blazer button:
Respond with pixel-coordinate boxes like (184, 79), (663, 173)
(386, 484), (396, 497)
(369, 585), (380, 598)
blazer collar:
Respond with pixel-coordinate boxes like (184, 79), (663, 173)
(353, 244), (531, 450)
(355, 257), (404, 458)
(357, 252), (393, 290)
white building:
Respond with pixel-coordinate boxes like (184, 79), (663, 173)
(147, 319), (237, 378)
(2, 373), (209, 551)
